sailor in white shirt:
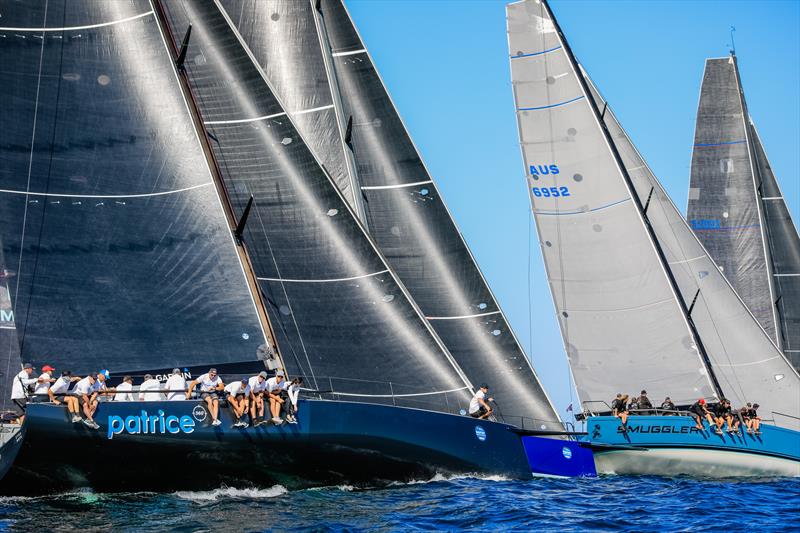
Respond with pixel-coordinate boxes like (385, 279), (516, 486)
(186, 368), (224, 426)
(284, 377), (303, 424)
(265, 370), (286, 424)
(224, 378), (249, 428)
(139, 374), (164, 402)
(164, 368), (187, 401)
(48, 371), (82, 422)
(11, 363), (38, 422)
(33, 364), (56, 402)
(113, 375), (135, 402)
(92, 370), (110, 402)
(247, 371), (268, 426)
(468, 383), (493, 420)
(73, 373), (100, 429)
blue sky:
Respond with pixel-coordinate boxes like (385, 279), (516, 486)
(347, 0), (800, 417)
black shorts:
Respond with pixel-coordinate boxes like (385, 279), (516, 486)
(12, 398), (26, 415)
(200, 391), (219, 401)
(469, 406), (488, 418)
(78, 395), (94, 406)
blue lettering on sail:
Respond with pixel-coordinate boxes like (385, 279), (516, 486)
(529, 164), (560, 176)
(690, 219), (720, 230)
(532, 187), (571, 198)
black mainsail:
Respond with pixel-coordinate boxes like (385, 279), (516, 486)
(155, 0), (474, 413)
(688, 56), (800, 371)
(215, 0), (561, 428)
(508, 0), (799, 430)
(0, 0), (267, 374)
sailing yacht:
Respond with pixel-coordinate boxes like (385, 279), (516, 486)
(508, 0), (800, 476)
(687, 55), (800, 372)
(0, 0), (593, 493)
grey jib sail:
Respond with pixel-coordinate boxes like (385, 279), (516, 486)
(215, 0), (561, 428)
(156, 0), (474, 413)
(0, 0), (268, 375)
(688, 56), (800, 371)
(508, 0), (799, 430)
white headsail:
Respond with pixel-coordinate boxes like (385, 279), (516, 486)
(507, 0), (800, 430)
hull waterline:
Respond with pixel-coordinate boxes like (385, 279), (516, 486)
(0, 424), (24, 482)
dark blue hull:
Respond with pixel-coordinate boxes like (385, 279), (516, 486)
(0, 425), (24, 483)
(6, 399), (593, 493)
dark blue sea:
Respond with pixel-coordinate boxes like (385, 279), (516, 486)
(0, 474), (797, 532)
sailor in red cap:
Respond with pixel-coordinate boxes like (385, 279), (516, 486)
(689, 398), (713, 430)
(33, 364), (57, 402)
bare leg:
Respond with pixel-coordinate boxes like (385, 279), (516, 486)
(204, 396), (216, 421)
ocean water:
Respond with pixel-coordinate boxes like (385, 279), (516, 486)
(0, 474), (797, 532)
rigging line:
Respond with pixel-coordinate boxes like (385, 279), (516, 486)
(250, 194), (319, 391)
(292, 104), (335, 116)
(668, 255), (705, 266)
(517, 95), (584, 111)
(511, 46), (562, 59)
(425, 311), (501, 321)
(693, 140), (746, 147)
(0, 11), (154, 32)
(774, 273), (800, 277)
(13, 0), (49, 364)
(331, 49), (366, 57)
(0, 182), (213, 199)
(330, 386), (470, 398)
(360, 180), (433, 191)
(257, 270), (389, 284)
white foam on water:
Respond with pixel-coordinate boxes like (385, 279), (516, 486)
(173, 485), (288, 502)
(392, 472), (511, 486)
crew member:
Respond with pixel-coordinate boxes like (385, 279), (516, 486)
(48, 371), (81, 422)
(139, 374), (163, 402)
(33, 364), (56, 402)
(224, 378), (249, 428)
(11, 363), (38, 423)
(637, 390), (653, 414)
(114, 376), (135, 402)
(186, 368), (224, 426)
(92, 370), (110, 403)
(660, 397), (675, 414)
(689, 398), (713, 430)
(73, 373), (100, 429)
(265, 370), (286, 424)
(164, 368), (186, 401)
(285, 377), (303, 424)
(749, 403), (762, 435)
(711, 399), (730, 435)
(468, 384), (493, 420)
(248, 371), (268, 426)
(611, 393), (629, 428)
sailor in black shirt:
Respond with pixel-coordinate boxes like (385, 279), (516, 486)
(689, 398), (712, 430)
(710, 399), (730, 435)
(660, 397), (675, 415)
(611, 393), (629, 428)
(749, 403), (762, 435)
(637, 390), (653, 415)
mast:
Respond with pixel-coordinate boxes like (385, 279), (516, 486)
(150, 0), (283, 371)
(731, 54), (782, 350)
(311, 0), (369, 224)
(541, 0), (724, 398)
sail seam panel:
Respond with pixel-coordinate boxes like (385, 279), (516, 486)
(0, 182), (213, 199)
(511, 46), (562, 59)
(426, 311), (501, 320)
(0, 11), (154, 32)
(517, 95), (584, 111)
(257, 270), (389, 283)
(360, 180), (433, 190)
(534, 197), (630, 216)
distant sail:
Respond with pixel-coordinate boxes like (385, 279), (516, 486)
(157, 1), (474, 412)
(217, 0), (562, 428)
(687, 57), (778, 344)
(749, 122), (800, 369)
(508, 0), (799, 430)
(0, 1), (266, 374)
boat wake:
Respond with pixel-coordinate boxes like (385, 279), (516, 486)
(173, 485), (288, 503)
(391, 472), (511, 486)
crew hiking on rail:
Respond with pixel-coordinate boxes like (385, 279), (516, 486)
(7, 363), (301, 429)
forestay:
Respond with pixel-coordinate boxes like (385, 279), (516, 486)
(157, 1), (474, 413)
(507, 0), (715, 408)
(0, 0), (266, 374)
(583, 71), (800, 431)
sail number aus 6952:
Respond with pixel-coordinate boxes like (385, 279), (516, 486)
(532, 186), (570, 198)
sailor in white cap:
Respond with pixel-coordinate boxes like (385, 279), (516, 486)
(247, 371), (268, 426)
(265, 370), (286, 424)
(164, 368), (186, 401)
